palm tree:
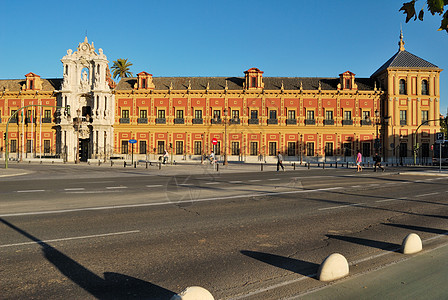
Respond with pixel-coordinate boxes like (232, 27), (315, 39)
(111, 58), (133, 80)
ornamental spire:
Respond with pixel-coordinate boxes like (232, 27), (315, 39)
(399, 29), (405, 51)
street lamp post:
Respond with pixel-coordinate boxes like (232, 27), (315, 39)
(201, 134), (204, 164)
(75, 109), (81, 164)
(224, 109), (228, 165)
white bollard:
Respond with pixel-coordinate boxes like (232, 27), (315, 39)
(317, 253), (349, 281)
(401, 233), (422, 254)
(170, 286), (214, 300)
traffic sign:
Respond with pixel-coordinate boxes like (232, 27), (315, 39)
(129, 139), (137, 144)
(211, 138), (218, 145)
(436, 132), (444, 141)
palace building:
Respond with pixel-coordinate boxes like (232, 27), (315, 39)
(0, 33), (442, 163)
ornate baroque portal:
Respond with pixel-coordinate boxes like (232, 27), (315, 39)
(57, 37), (115, 162)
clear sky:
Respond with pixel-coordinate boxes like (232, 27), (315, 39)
(0, 0), (446, 112)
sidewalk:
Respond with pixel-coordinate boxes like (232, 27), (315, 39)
(300, 243), (448, 299)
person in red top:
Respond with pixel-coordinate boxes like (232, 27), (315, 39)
(356, 150), (362, 172)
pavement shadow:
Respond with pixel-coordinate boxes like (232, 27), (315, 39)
(240, 250), (318, 277)
(326, 234), (400, 251)
(383, 223), (448, 235)
(0, 218), (175, 300)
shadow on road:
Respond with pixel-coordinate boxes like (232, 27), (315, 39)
(383, 223), (448, 235)
(326, 234), (400, 251)
(0, 218), (175, 300)
(240, 250), (318, 278)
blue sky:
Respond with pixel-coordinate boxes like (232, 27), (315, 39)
(0, 0), (446, 112)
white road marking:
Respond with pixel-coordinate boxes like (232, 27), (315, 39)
(369, 184), (379, 187)
(0, 230), (140, 248)
(0, 187), (343, 217)
(106, 186), (128, 189)
(17, 189), (45, 193)
(415, 192), (440, 197)
(65, 191), (119, 194)
(205, 182), (220, 185)
(376, 198), (397, 203)
(249, 180), (261, 182)
(318, 203), (364, 211)
(64, 188), (85, 191)
(146, 184), (163, 188)
(268, 178), (281, 181)
(229, 181), (242, 183)
(351, 185), (362, 188)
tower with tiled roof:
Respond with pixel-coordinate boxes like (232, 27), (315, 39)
(371, 31), (442, 162)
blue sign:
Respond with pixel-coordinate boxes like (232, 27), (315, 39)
(129, 139), (137, 144)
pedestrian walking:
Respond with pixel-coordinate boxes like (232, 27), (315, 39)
(373, 152), (385, 172)
(277, 152), (285, 171)
(163, 149), (169, 164)
(356, 150), (362, 172)
(209, 151), (215, 164)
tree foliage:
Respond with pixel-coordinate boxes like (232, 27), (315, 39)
(111, 58), (133, 80)
(399, 0), (448, 32)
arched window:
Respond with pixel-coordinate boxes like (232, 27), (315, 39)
(421, 79), (429, 95)
(399, 79), (406, 95)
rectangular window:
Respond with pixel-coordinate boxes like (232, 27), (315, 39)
(362, 111), (370, 121)
(44, 110), (51, 119)
(231, 110), (239, 119)
(251, 77), (257, 88)
(345, 79), (351, 89)
(325, 110), (333, 120)
(26, 140), (32, 153)
(343, 143), (352, 157)
(213, 141), (221, 155)
(213, 110), (221, 120)
(121, 140), (128, 154)
(139, 141), (147, 154)
(231, 142), (240, 155)
(175, 141), (183, 155)
(157, 110), (165, 119)
(324, 142), (333, 156)
(194, 141), (202, 155)
(362, 142), (371, 157)
(268, 142), (277, 156)
(139, 110), (147, 119)
(176, 110), (184, 119)
(306, 142), (314, 156)
(287, 142), (296, 156)
(43, 140), (50, 154)
(421, 110), (428, 124)
(194, 110), (202, 119)
(157, 141), (165, 154)
(400, 110), (407, 125)
(306, 110), (315, 120)
(250, 110), (258, 119)
(344, 111), (352, 120)
(400, 143), (407, 157)
(121, 109), (129, 119)
(287, 110), (296, 119)
(269, 110), (277, 119)
(10, 140), (17, 153)
(250, 142), (258, 156)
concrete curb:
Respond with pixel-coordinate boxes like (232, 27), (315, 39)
(170, 286), (214, 300)
(402, 233), (423, 254)
(317, 253), (349, 281)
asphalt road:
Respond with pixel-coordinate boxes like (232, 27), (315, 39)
(1, 164), (448, 299)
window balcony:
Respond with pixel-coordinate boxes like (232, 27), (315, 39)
(192, 118), (203, 124)
(286, 119), (297, 125)
(155, 118), (166, 124)
(119, 118), (130, 124)
(267, 119), (278, 125)
(211, 118), (221, 124)
(361, 120), (372, 126)
(230, 118), (240, 125)
(174, 118), (184, 124)
(137, 118), (148, 124)
(10, 118), (18, 124)
(324, 119), (334, 125)
(42, 118), (52, 123)
(248, 118), (259, 125)
(305, 119), (315, 125)
(342, 120), (353, 125)
(400, 120), (407, 126)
